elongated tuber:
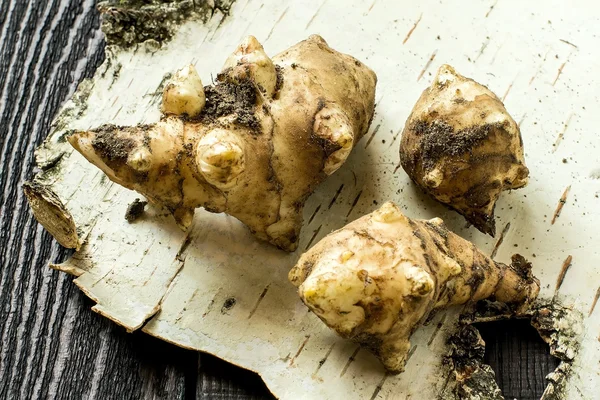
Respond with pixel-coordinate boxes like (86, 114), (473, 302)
(400, 65), (528, 235)
(289, 202), (539, 373)
(68, 35), (377, 251)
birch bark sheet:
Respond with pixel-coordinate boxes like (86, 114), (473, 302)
(27, 0), (600, 398)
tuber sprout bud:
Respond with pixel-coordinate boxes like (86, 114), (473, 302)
(222, 36), (278, 98)
(405, 266), (434, 297)
(127, 147), (153, 172)
(372, 202), (404, 223)
(196, 129), (245, 190)
(313, 104), (355, 175)
(162, 64), (206, 118)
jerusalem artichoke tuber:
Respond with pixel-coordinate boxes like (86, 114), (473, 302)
(400, 65), (529, 236)
(289, 202), (539, 373)
(68, 35), (377, 251)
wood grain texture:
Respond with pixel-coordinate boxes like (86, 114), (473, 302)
(477, 320), (560, 400)
(0, 1), (554, 399)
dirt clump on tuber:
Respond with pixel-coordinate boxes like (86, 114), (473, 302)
(289, 202), (539, 373)
(400, 65), (529, 236)
(68, 35), (377, 251)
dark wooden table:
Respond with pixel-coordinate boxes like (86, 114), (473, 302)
(0, 1), (559, 399)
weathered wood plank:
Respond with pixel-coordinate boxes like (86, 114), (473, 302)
(478, 320), (560, 400)
(197, 354), (273, 400)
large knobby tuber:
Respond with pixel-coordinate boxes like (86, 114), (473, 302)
(69, 35), (377, 251)
(400, 65), (529, 236)
(289, 202), (539, 373)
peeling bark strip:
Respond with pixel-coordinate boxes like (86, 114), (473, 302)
(22, 182), (80, 250)
(589, 287), (600, 316)
(339, 346), (361, 377)
(304, 225), (322, 250)
(490, 222), (511, 259)
(475, 37), (490, 61)
(501, 78), (515, 102)
(306, 0), (328, 29)
(248, 284), (271, 319)
(517, 113), (527, 128)
(406, 345), (417, 361)
(553, 61), (568, 86)
(485, 0), (498, 17)
(552, 114), (574, 152)
(265, 6), (289, 41)
(369, 372), (389, 400)
(307, 204), (321, 225)
(403, 13), (422, 44)
(551, 185), (571, 224)
(98, 0), (236, 48)
(559, 39), (578, 48)
(427, 315), (447, 346)
(313, 343), (336, 376)
(364, 124), (382, 148)
(555, 255), (573, 293)
(417, 50), (438, 81)
(289, 335), (311, 366)
(328, 184), (345, 209)
(346, 190), (363, 217)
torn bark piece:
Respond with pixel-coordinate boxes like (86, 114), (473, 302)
(125, 198), (148, 222)
(54, 190), (188, 331)
(289, 202), (540, 373)
(530, 302), (582, 362)
(440, 325), (503, 400)
(98, 0), (236, 48)
(452, 299), (583, 400)
(23, 181), (80, 250)
(68, 35), (377, 251)
(400, 65), (529, 236)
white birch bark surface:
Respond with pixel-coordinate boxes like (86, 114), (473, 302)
(26, 0), (600, 398)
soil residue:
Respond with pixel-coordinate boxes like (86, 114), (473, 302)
(98, 0), (236, 48)
(199, 78), (260, 131)
(91, 125), (138, 165)
(125, 198), (147, 222)
(412, 120), (492, 170)
(274, 65), (284, 97)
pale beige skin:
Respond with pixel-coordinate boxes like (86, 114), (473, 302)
(69, 35), (377, 251)
(289, 202), (539, 373)
(400, 65), (529, 236)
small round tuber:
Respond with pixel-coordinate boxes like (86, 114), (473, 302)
(400, 65), (529, 236)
